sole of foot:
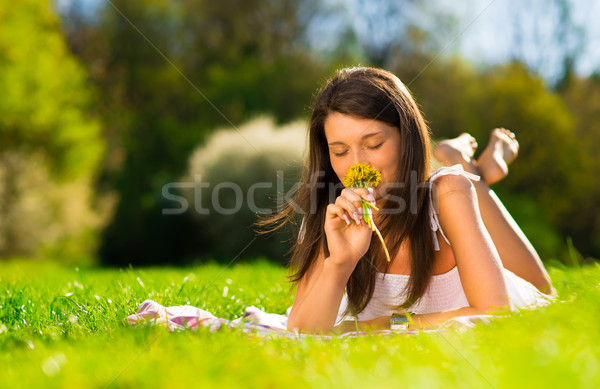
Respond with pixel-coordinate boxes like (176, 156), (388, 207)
(475, 128), (519, 185)
(433, 133), (478, 168)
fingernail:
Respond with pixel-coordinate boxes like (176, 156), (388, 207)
(343, 214), (350, 225)
(354, 214), (360, 225)
(367, 194), (375, 203)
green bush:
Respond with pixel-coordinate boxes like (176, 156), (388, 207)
(179, 116), (306, 264)
(0, 151), (112, 263)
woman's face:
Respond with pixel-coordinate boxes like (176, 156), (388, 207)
(324, 111), (402, 201)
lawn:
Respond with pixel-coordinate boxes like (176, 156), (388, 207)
(1, 258), (599, 388)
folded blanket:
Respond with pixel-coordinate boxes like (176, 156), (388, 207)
(126, 300), (496, 339)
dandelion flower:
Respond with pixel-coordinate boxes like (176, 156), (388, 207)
(342, 162), (382, 189)
(343, 163), (391, 262)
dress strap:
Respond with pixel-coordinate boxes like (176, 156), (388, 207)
(428, 164), (481, 251)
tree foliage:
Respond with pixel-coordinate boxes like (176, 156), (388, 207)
(560, 74), (600, 255)
(4, 0), (592, 264)
(58, 0), (328, 265)
(392, 57), (593, 260)
(0, 0), (105, 259)
(0, 0), (103, 178)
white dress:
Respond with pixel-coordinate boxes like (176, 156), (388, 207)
(319, 164), (555, 325)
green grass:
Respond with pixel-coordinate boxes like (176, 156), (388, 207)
(1, 258), (599, 388)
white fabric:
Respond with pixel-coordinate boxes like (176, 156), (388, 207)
(333, 267), (554, 325)
(336, 266), (468, 323)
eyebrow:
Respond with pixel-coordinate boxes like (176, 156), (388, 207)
(328, 131), (383, 146)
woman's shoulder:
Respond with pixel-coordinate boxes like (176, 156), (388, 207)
(429, 164), (480, 200)
(428, 164), (481, 184)
(427, 164), (481, 250)
(432, 173), (474, 195)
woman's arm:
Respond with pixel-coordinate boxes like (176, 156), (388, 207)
(286, 249), (354, 334)
(434, 174), (512, 313)
(287, 187), (375, 334)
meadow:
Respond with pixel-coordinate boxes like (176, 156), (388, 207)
(1, 258), (599, 388)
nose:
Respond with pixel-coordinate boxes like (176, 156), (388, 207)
(350, 148), (369, 166)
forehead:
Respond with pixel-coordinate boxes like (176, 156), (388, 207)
(324, 112), (396, 143)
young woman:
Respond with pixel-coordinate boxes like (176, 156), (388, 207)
(262, 66), (556, 335)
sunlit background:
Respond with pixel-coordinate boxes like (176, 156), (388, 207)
(2, 0), (599, 267)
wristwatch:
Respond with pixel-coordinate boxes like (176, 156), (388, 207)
(390, 312), (415, 330)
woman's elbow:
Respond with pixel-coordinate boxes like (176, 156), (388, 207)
(286, 314), (302, 332)
(287, 322), (332, 335)
(287, 316), (335, 335)
(473, 299), (515, 315)
(286, 319), (306, 333)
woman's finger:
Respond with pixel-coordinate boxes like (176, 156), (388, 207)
(335, 197), (362, 225)
(327, 203), (352, 225)
(341, 188), (364, 207)
(342, 187), (376, 205)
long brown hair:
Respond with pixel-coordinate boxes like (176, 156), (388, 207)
(257, 67), (435, 316)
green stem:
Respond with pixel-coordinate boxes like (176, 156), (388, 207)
(372, 223), (391, 262)
(361, 199), (391, 262)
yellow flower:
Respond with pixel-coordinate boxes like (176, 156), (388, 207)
(342, 163), (390, 262)
(342, 162), (382, 189)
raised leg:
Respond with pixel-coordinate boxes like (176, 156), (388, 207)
(434, 129), (555, 295)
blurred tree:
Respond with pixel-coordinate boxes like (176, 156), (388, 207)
(349, 0), (415, 66)
(52, 0), (599, 265)
(0, 0), (105, 259)
(393, 57), (592, 261)
(561, 73), (600, 257)
(60, 0), (329, 265)
(310, 0), (458, 69)
(508, 0), (586, 88)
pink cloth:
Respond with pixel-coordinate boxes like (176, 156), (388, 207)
(126, 299), (497, 339)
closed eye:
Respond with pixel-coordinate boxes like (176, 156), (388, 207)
(331, 142), (383, 157)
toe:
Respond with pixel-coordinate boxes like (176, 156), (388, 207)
(501, 128), (515, 138)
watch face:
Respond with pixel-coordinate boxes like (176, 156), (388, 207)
(390, 313), (409, 330)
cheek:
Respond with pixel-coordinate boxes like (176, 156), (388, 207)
(331, 160), (348, 183)
(377, 149), (400, 181)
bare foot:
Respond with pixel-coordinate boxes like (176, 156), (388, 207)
(433, 133), (479, 173)
(474, 128), (519, 185)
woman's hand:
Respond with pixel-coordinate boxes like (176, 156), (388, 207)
(324, 187), (376, 271)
